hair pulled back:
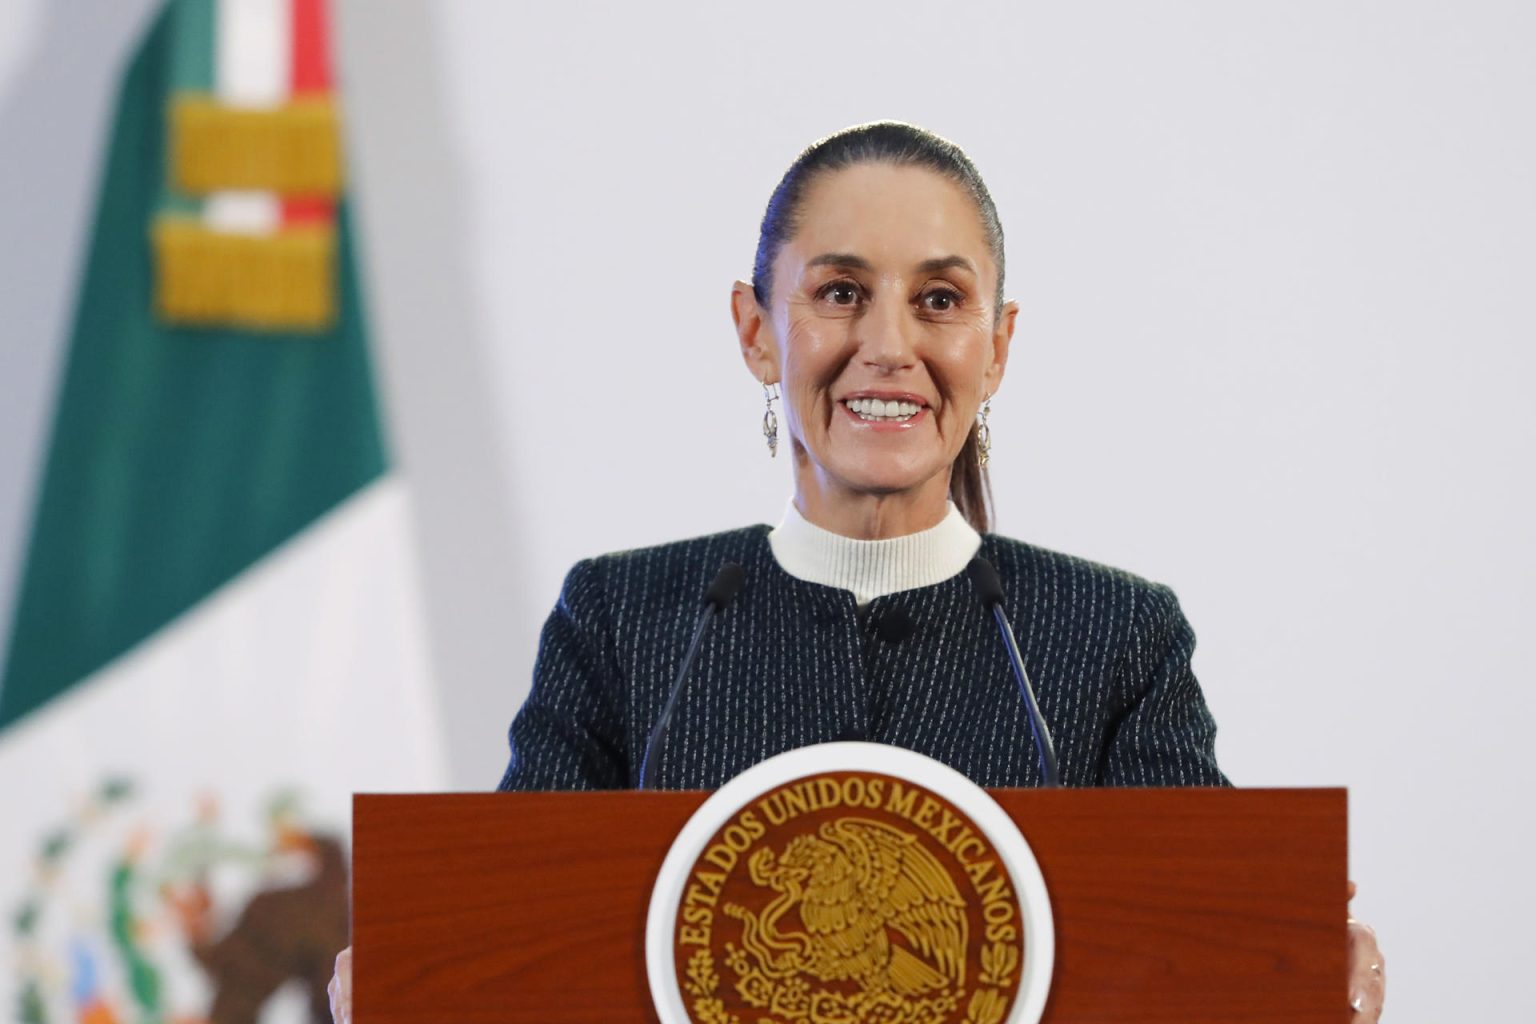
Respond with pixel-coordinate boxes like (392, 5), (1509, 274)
(750, 122), (1005, 533)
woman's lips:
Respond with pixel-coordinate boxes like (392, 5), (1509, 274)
(837, 400), (929, 431)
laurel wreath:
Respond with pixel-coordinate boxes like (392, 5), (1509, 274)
(684, 948), (741, 1024)
(681, 939), (1020, 1024)
(978, 940), (1018, 987)
(13, 778), (137, 1024)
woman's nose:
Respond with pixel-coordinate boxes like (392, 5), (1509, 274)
(855, 290), (917, 372)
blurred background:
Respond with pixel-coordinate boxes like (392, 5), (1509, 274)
(1, 1), (1532, 1021)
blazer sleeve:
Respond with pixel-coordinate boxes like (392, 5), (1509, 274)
(497, 559), (630, 791)
(1099, 582), (1231, 787)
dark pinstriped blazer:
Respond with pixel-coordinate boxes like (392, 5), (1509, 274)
(497, 526), (1228, 791)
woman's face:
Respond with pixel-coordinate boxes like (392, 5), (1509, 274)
(735, 162), (1016, 505)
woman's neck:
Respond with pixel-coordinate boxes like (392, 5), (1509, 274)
(792, 472), (952, 540)
(768, 499), (981, 606)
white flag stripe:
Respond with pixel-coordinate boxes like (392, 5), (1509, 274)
(215, 0), (290, 108)
(202, 190), (282, 234)
(0, 473), (447, 1021)
(207, 0), (291, 233)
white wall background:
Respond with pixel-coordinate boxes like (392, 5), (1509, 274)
(3, 2), (1532, 1019)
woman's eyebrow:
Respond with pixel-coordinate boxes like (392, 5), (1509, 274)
(806, 253), (975, 275)
(916, 255), (976, 275)
(807, 252), (874, 271)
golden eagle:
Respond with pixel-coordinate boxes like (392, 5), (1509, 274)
(732, 817), (968, 996)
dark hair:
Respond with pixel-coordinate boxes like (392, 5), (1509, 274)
(751, 121), (1004, 533)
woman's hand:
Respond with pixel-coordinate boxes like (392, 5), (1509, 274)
(1347, 882), (1386, 1019)
(328, 946), (352, 1024)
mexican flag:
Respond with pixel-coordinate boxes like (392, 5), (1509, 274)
(0, 2), (446, 1021)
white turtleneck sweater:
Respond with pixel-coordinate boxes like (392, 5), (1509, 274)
(767, 500), (982, 607)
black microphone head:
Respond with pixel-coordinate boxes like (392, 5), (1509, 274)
(703, 562), (746, 610)
(967, 557), (1006, 608)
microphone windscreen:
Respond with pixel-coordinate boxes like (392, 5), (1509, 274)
(967, 557), (1006, 608)
(703, 562), (746, 610)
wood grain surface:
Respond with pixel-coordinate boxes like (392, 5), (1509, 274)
(353, 788), (1346, 1023)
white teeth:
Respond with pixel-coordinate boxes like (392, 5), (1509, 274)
(846, 398), (922, 421)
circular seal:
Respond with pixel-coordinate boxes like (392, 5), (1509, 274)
(647, 743), (1053, 1024)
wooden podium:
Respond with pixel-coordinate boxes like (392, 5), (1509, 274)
(353, 788), (1346, 1022)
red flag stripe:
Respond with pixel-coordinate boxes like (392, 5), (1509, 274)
(290, 0), (330, 94)
(285, 0), (334, 225)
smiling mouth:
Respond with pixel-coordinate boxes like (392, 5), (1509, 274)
(842, 397), (925, 423)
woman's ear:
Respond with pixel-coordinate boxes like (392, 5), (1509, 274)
(984, 299), (1019, 396)
(732, 280), (779, 384)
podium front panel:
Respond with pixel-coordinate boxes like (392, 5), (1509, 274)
(353, 787), (1345, 1023)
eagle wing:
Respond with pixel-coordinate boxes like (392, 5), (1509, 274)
(817, 817), (968, 991)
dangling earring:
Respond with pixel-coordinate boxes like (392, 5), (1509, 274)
(762, 377), (780, 458)
(976, 395), (993, 468)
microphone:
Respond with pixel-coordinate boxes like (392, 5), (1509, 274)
(968, 558), (1060, 787)
(638, 562), (745, 789)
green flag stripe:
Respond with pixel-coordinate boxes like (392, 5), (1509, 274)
(161, 0), (212, 219)
(169, 0), (214, 93)
(0, 2), (387, 731)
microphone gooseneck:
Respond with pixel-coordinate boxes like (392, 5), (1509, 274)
(968, 558), (1060, 787)
(638, 562), (745, 789)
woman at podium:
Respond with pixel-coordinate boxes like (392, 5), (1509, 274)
(328, 122), (1385, 1022)
(501, 120), (1226, 793)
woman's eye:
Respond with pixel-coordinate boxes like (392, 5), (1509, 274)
(823, 282), (860, 306)
(921, 288), (962, 312)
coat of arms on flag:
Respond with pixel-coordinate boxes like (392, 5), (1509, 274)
(14, 780), (349, 1024)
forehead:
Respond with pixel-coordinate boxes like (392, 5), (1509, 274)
(783, 163), (994, 275)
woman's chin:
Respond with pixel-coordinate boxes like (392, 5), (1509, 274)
(822, 457), (948, 500)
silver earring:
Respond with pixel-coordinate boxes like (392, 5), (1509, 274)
(976, 395), (992, 468)
(762, 378), (780, 458)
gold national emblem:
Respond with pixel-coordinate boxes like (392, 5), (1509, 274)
(672, 771), (1025, 1024)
